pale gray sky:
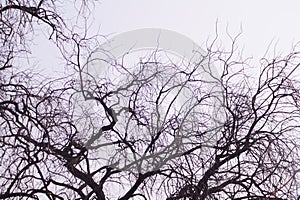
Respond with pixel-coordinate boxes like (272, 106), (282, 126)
(31, 0), (300, 73)
(96, 0), (300, 58)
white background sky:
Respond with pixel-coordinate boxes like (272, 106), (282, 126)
(32, 0), (300, 73)
(95, 0), (300, 58)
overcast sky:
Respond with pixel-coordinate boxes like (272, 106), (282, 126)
(96, 0), (300, 58)
(31, 0), (300, 73)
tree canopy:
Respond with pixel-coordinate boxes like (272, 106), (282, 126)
(1, 1), (300, 199)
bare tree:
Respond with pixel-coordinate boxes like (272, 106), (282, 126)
(163, 44), (300, 199)
(1, 1), (300, 200)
